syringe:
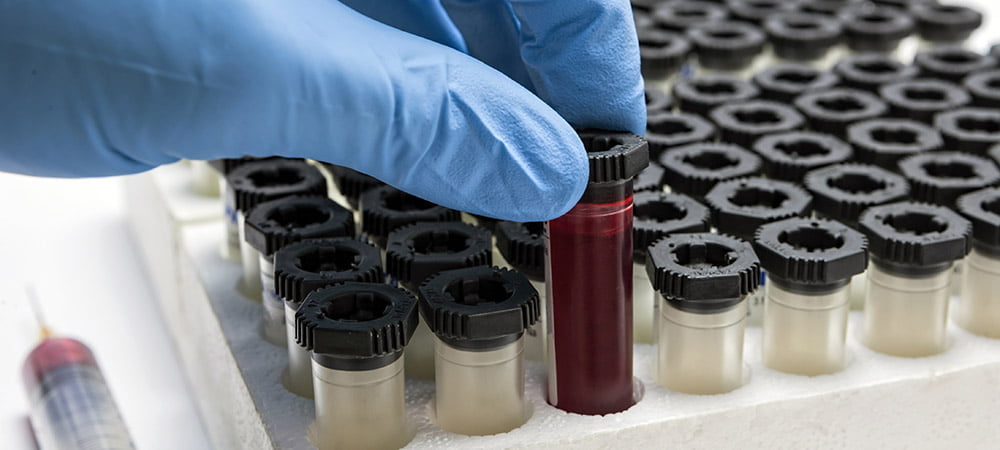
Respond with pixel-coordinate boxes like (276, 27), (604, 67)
(21, 288), (135, 450)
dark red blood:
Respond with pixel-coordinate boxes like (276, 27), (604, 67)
(22, 338), (97, 392)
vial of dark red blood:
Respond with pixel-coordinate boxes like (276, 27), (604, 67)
(545, 130), (648, 415)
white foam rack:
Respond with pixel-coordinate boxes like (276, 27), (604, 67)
(125, 163), (1000, 449)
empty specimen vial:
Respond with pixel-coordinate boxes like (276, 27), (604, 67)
(418, 266), (539, 436)
(494, 221), (548, 361)
(295, 282), (418, 450)
(385, 221), (492, 379)
(755, 218), (868, 375)
(859, 202), (972, 357)
(245, 196), (355, 345)
(955, 188), (1000, 338)
(359, 185), (460, 249)
(632, 191), (711, 344)
(273, 238), (382, 397)
(647, 233), (760, 394)
(227, 160), (327, 300)
(546, 130), (648, 415)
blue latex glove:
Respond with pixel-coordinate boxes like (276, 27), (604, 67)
(0, 0), (644, 221)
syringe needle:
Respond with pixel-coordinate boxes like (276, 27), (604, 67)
(24, 284), (51, 339)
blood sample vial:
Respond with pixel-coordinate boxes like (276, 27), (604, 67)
(546, 130), (648, 415)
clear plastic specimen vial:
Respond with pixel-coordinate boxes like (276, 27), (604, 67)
(754, 218), (867, 375)
(546, 130), (648, 415)
(245, 196), (355, 345)
(955, 188), (1000, 338)
(494, 221), (548, 361)
(227, 159), (327, 299)
(273, 238), (382, 398)
(210, 157), (269, 260)
(859, 202), (972, 357)
(295, 282), (418, 450)
(632, 192), (711, 344)
(418, 266), (539, 436)
(646, 233), (760, 395)
(384, 221), (492, 380)
(359, 185), (460, 249)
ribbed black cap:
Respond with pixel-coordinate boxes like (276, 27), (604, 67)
(710, 100), (805, 148)
(801, 0), (853, 16)
(914, 47), (997, 83)
(646, 233), (760, 312)
(753, 131), (852, 182)
(274, 238), (383, 306)
(794, 88), (888, 138)
(754, 217), (868, 291)
(753, 64), (840, 103)
(659, 142), (762, 197)
(324, 164), (384, 210)
(225, 159), (327, 213)
(578, 130), (650, 184)
(645, 111), (717, 158)
(384, 222), (492, 290)
(847, 119), (943, 170)
(956, 187), (1000, 253)
(859, 201), (971, 270)
(705, 177), (813, 240)
(651, 1), (729, 32)
(764, 12), (843, 61)
(834, 53), (919, 92)
(638, 27), (692, 80)
(803, 163), (911, 226)
(494, 221), (545, 281)
(418, 266), (540, 350)
(631, 0), (670, 13)
(673, 75), (760, 116)
(686, 21), (766, 71)
(934, 107), (1000, 155)
(295, 282), (419, 360)
(208, 156), (283, 175)
(359, 186), (460, 248)
(244, 196), (355, 256)
(645, 84), (674, 113)
(726, 0), (798, 24)
(634, 163), (667, 193)
(911, 3), (983, 43)
(899, 152), (1000, 208)
(880, 79), (971, 124)
(633, 192), (711, 263)
(964, 70), (1000, 108)
(840, 5), (914, 53)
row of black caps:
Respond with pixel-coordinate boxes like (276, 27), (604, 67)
(634, 0), (983, 76)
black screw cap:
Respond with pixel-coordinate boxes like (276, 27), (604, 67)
(765, 12), (843, 62)
(639, 28), (692, 80)
(834, 53), (919, 92)
(633, 192), (711, 263)
(956, 187), (1000, 253)
(753, 131), (852, 182)
(673, 74), (760, 116)
(801, 0), (855, 16)
(859, 201), (971, 272)
(646, 233), (761, 312)
(244, 196), (355, 256)
(686, 21), (766, 71)
(295, 282), (419, 362)
(847, 119), (943, 169)
(578, 130), (650, 184)
(634, 162), (667, 193)
(794, 88), (888, 137)
(632, 0), (670, 13)
(646, 111), (717, 157)
(226, 159), (327, 213)
(914, 47), (997, 83)
(659, 142), (763, 197)
(209, 156), (283, 175)
(754, 217), (868, 291)
(645, 84), (674, 113)
(839, 5), (914, 53)
(726, 0), (798, 24)
(324, 164), (384, 210)
(804, 163), (911, 227)
(710, 100), (806, 148)
(935, 107), (1000, 155)
(359, 185), (460, 248)
(418, 266), (540, 350)
(385, 222), (492, 290)
(911, 2), (983, 43)
(899, 152), (1000, 208)
(494, 221), (545, 281)
(963, 70), (1000, 108)
(880, 79), (971, 124)
(705, 177), (813, 240)
(753, 64), (840, 103)
(274, 238), (383, 307)
(652, 1), (729, 32)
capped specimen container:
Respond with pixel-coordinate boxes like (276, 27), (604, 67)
(632, 192), (711, 343)
(686, 21), (766, 74)
(935, 107), (1000, 156)
(418, 266), (540, 436)
(859, 202), (972, 357)
(911, 2), (983, 44)
(755, 218), (868, 375)
(913, 47), (996, 83)
(546, 130), (648, 415)
(964, 70), (1000, 109)
(244, 196), (355, 345)
(763, 12), (844, 65)
(753, 131), (853, 182)
(385, 221), (492, 379)
(359, 185), (460, 249)
(638, 27), (692, 82)
(794, 88), (889, 138)
(659, 142), (762, 199)
(645, 84), (674, 114)
(880, 79), (971, 124)
(494, 221), (548, 361)
(709, 100), (805, 149)
(899, 152), (1000, 209)
(227, 159), (327, 299)
(321, 164), (384, 210)
(839, 4), (914, 54)
(645, 111), (717, 159)
(273, 238), (382, 397)
(647, 233), (760, 394)
(847, 119), (943, 170)
(834, 54), (919, 93)
(210, 156), (281, 260)
(753, 64), (840, 103)
(295, 283), (419, 450)
(955, 187), (1000, 338)
(651, 1), (729, 33)
(673, 75), (761, 117)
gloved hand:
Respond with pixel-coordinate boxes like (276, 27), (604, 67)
(0, 0), (644, 221)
